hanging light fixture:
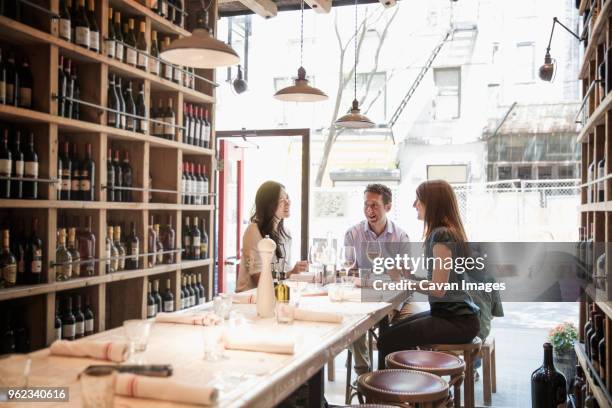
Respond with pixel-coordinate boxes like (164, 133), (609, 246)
(273, 0), (328, 102)
(538, 17), (581, 82)
(160, 0), (239, 69)
(335, 0), (374, 128)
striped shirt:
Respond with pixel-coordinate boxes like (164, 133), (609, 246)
(344, 219), (410, 270)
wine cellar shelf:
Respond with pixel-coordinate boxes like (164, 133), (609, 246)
(580, 0), (612, 405)
(0, 0), (218, 350)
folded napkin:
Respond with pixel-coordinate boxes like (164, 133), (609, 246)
(288, 272), (315, 283)
(155, 312), (220, 326)
(301, 289), (328, 297)
(223, 332), (294, 355)
(115, 373), (218, 406)
(294, 309), (342, 324)
(232, 292), (257, 304)
(50, 340), (129, 362)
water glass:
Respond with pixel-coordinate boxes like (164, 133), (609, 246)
(203, 326), (224, 362)
(80, 366), (116, 408)
(213, 293), (233, 320)
(123, 319), (153, 363)
(327, 283), (345, 302)
(276, 300), (295, 324)
(358, 268), (373, 288)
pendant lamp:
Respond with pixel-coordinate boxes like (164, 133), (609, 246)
(274, 0), (328, 102)
(160, 1), (239, 69)
(335, 0), (374, 128)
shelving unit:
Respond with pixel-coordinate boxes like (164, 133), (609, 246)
(0, 0), (217, 349)
(579, 0), (612, 405)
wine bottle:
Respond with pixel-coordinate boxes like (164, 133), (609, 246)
(70, 142), (80, 200)
(125, 19), (138, 67)
(159, 0), (168, 19)
(74, 0), (90, 49)
(71, 67), (80, 120)
(84, 296), (94, 336)
(58, 55), (66, 116)
(113, 150), (123, 202)
(153, 279), (162, 314)
(87, 0), (99, 53)
(203, 109), (211, 148)
(147, 215), (157, 268)
(167, 0), (176, 26)
(191, 216), (201, 259)
(59, 0), (72, 42)
(136, 83), (147, 134)
(194, 163), (203, 205)
(122, 151), (133, 202)
(115, 77), (126, 129)
(113, 225), (126, 271)
(26, 217), (42, 284)
(10, 131), (23, 199)
(14, 221), (25, 285)
(200, 217), (209, 260)
(22, 132), (37, 199)
(69, 0), (77, 43)
(202, 165), (209, 205)
(74, 295), (85, 339)
(105, 7), (115, 59)
(114, 11), (124, 62)
(180, 275), (186, 309)
(78, 215), (96, 276)
(126, 222), (139, 270)
(107, 74), (119, 128)
(162, 37), (173, 81)
(174, 0), (183, 27)
(80, 143), (95, 201)
(123, 81), (136, 132)
(107, 226), (117, 273)
(162, 215), (175, 264)
(531, 342), (567, 408)
(59, 141), (71, 200)
(0, 229), (16, 287)
(61, 296), (76, 341)
(154, 224), (164, 265)
(55, 228), (72, 281)
(183, 216), (190, 260)
(197, 274), (205, 303)
(184, 103), (192, 145)
(54, 301), (62, 341)
(67, 226), (80, 277)
(162, 278), (174, 312)
(0, 48), (6, 105)
(149, 31), (160, 76)
(5, 51), (16, 106)
(189, 275), (197, 306)
(147, 281), (156, 318)
(188, 163), (195, 204)
(151, 99), (162, 137)
(64, 59), (73, 118)
(106, 149), (114, 202)
(598, 156), (605, 202)
(164, 98), (175, 140)
(16, 57), (32, 109)
(0, 129), (11, 199)
(194, 106), (202, 147)
(136, 21), (148, 71)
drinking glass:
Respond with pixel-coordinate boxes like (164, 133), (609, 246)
(358, 268), (373, 288)
(123, 319), (153, 364)
(327, 283), (345, 302)
(203, 326), (224, 362)
(338, 246), (356, 284)
(276, 300), (295, 324)
(80, 366), (116, 408)
(366, 241), (382, 266)
(214, 293), (232, 320)
(308, 242), (325, 284)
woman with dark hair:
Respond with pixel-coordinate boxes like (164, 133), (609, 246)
(236, 181), (308, 292)
(377, 179), (480, 364)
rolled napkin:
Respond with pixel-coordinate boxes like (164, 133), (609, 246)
(301, 289), (328, 297)
(223, 331), (294, 355)
(155, 312), (220, 326)
(294, 309), (342, 324)
(288, 272), (315, 283)
(50, 340), (129, 363)
(232, 292), (257, 304)
(115, 373), (218, 406)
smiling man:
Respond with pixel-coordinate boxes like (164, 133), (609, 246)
(344, 183), (410, 376)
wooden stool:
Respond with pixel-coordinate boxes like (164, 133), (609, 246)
(480, 337), (497, 406)
(386, 350), (465, 408)
(357, 369), (449, 407)
(345, 329), (376, 404)
(425, 337), (482, 408)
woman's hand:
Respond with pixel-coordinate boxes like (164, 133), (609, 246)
(289, 260), (308, 276)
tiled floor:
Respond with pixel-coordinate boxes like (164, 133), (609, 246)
(323, 302), (579, 407)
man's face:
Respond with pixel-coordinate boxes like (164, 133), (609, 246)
(363, 191), (390, 225)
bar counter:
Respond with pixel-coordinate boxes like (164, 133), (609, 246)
(3, 288), (409, 407)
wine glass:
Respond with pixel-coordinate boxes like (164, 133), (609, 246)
(308, 242), (324, 284)
(366, 241), (382, 266)
(338, 246), (356, 284)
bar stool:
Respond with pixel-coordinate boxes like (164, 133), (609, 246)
(357, 369), (449, 407)
(386, 350), (465, 408)
(424, 337), (482, 408)
(480, 336), (497, 406)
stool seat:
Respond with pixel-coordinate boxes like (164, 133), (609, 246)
(426, 336), (482, 352)
(357, 369), (449, 404)
(386, 350), (465, 376)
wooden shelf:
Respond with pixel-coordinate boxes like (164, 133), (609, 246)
(575, 343), (612, 407)
(577, 91), (612, 144)
(0, 199), (214, 210)
(108, 0), (191, 37)
(579, 0), (612, 79)
(0, 16), (215, 105)
(580, 202), (612, 211)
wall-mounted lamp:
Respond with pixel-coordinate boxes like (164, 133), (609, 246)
(539, 17), (582, 82)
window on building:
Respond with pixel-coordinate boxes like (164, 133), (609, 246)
(558, 165), (575, 179)
(537, 166), (553, 180)
(515, 42), (535, 83)
(433, 67), (461, 120)
(498, 166), (512, 180)
(517, 165), (532, 180)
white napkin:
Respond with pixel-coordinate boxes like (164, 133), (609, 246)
(50, 340), (129, 362)
(223, 332), (294, 355)
(288, 272), (315, 283)
(115, 373), (218, 406)
(155, 312), (220, 326)
(294, 309), (342, 324)
(232, 292), (257, 304)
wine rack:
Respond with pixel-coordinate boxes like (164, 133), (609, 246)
(0, 0), (217, 349)
(579, 0), (612, 406)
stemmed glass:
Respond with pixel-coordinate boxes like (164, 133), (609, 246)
(337, 246), (356, 284)
(308, 242), (325, 284)
(366, 241), (382, 266)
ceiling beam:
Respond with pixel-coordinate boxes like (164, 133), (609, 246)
(237, 0), (278, 18)
(220, 0), (403, 17)
(304, 0), (331, 13)
(379, 0), (396, 7)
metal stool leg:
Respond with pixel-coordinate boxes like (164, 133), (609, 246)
(345, 349), (353, 405)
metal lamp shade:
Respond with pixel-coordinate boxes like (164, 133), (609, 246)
(335, 99), (375, 129)
(274, 67), (328, 102)
(538, 53), (555, 82)
(160, 28), (240, 69)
